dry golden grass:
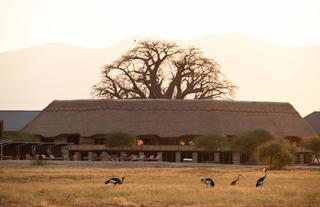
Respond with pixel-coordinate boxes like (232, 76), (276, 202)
(0, 165), (319, 207)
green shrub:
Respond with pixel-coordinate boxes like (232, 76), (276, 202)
(229, 129), (275, 160)
(104, 131), (137, 148)
(301, 136), (320, 164)
(3, 131), (39, 142)
(257, 140), (296, 169)
(195, 133), (225, 150)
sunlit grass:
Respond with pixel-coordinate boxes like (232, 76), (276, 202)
(0, 166), (319, 206)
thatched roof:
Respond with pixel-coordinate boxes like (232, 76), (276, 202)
(304, 111), (320, 135)
(22, 99), (316, 138)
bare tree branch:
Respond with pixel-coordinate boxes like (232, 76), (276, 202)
(92, 40), (237, 100)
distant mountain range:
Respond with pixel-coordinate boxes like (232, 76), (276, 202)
(1, 33), (319, 116)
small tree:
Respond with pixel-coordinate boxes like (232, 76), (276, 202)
(195, 133), (225, 150)
(104, 131), (137, 148)
(257, 140), (296, 169)
(229, 129), (276, 161)
(3, 131), (39, 142)
(302, 136), (320, 164)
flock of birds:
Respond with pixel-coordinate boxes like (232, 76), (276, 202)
(105, 168), (268, 188)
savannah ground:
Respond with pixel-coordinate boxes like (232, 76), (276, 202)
(0, 161), (319, 207)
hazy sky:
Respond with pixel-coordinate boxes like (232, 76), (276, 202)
(1, 0), (319, 117)
(1, 0), (320, 52)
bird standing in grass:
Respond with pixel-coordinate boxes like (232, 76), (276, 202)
(105, 177), (125, 186)
(256, 168), (268, 187)
(201, 177), (215, 188)
(230, 174), (242, 186)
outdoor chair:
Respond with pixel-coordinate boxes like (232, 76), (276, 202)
(49, 154), (63, 160)
(41, 154), (49, 160)
(100, 153), (112, 161)
(111, 155), (120, 161)
(120, 153), (131, 161)
(145, 155), (155, 161)
(136, 154), (146, 161)
(126, 154), (136, 161)
(152, 155), (161, 161)
(131, 155), (139, 161)
(88, 153), (98, 161)
(183, 158), (193, 162)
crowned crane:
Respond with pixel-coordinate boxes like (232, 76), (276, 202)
(256, 168), (268, 187)
(105, 177), (125, 186)
(230, 174), (242, 186)
(201, 177), (215, 188)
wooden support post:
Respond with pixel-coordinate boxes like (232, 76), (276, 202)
(0, 120), (3, 139)
(175, 152), (181, 162)
(157, 152), (163, 161)
(312, 154), (316, 164)
(232, 152), (241, 165)
(61, 146), (69, 160)
(192, 152), (198, 163)
(214, 152), (220, 163)
(88, 152), (94, 161)
(299, 153), (304, 164)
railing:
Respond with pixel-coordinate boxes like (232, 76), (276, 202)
(68, 144), (203, 151)
(67, 145), (313, 153)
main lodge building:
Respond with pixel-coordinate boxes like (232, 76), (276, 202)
(22, 99), (317, 164)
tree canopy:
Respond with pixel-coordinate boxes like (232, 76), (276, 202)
(3, 131), (39, 142)
(229, 129), (276, 160)
(195, 133), (225, 150)
(93, 40), (236, 99)
(302, 136), (320, 164)
(104, 131), (137, 148)
(257, 140), (296, 169)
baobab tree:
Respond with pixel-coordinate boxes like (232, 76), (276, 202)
(92, 40), (236, 99)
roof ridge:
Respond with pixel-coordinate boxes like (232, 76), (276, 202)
(50, 98), (291, 104)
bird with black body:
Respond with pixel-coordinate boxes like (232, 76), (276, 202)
(230, 174), (242, 186)
(256, 168), (268, 187)
(201, 177), (215, 188)
(105, 176), (125, 186)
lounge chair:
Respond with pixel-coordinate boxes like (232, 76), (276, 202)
(100, 153), (112, 161)
(145, 155), (155, 161)
(89, 153), (99, 161)
(49, 154), (63, 160)
(183, 158), (193, 162)
(120, 153), (131, 161)
(152, 154), (161, 161)
(136, 154), (146, 161)
(111, 155), (120, 161)
(41, 154), (49, 160)
(131, 155), (139, 161)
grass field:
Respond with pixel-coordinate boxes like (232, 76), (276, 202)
(0, 164), (319, 207)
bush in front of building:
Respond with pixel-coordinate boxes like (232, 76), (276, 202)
(301, 136), (320, 164)
(104, 131), (137, 148)
(229, 129), (276, 162)
(257, 140), (296, 169)
(3, 131), (39, 142)
(195, 133), (225, 150)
